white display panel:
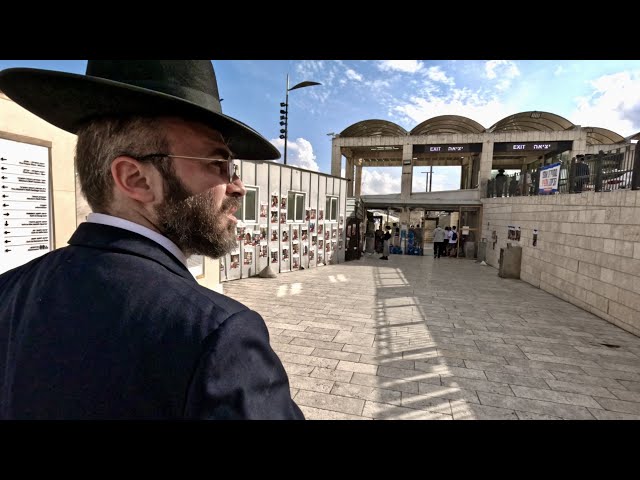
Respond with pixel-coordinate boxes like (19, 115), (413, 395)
(0, 138), (52, 275)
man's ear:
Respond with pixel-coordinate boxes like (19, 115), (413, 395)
(111, 156), (159, 203)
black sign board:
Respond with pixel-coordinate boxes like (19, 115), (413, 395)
(413, 143), (482, 154)
(493, 141), (573, 153)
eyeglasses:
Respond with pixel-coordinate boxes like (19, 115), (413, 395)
(131, 153), (237, 183)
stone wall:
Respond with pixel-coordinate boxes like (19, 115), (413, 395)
(481, 190), (640, 337)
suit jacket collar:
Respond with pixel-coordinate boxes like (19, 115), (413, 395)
(68, 222), (195, 281)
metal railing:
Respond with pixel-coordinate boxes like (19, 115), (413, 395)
(485, 145), (639, 198)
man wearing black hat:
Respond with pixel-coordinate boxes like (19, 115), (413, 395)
(574, 156), (590, 193)
(0, 61), (304, 419)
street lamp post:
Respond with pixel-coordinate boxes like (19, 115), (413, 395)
(279, 74), (321, 165)
(420, 165), (433, 192)
(420, 166), (433, 192)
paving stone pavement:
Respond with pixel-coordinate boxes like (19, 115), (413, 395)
(223, 254), (640, 420)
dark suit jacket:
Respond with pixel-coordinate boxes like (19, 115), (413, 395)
(0, 222), (304, 420)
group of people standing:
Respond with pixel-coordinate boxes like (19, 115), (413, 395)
(432, 225), (458, 258)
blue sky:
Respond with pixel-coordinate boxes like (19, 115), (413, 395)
(2, 60), (640, 194)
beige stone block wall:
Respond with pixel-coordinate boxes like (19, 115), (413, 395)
(1, 92), (77, 249)
(482, 190), (640, 336)
(2, 93), (220, 292)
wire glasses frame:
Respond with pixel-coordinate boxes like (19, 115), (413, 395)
(130, 153), (237, 183)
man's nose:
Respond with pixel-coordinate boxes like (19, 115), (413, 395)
(227, 174), (246, 197)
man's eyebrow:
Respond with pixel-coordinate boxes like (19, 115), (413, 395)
(207, 146), (235, 159)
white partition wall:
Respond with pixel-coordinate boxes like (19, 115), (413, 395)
(256, 161), (270, 274)
(221, 161), (347, 282)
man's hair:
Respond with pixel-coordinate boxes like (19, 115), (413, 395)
(75, 116), (172, 213)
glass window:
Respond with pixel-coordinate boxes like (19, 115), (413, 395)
(326, 196), (338, 221)
(235, 186), (258, 223)
(245, 188), (257, 222)
(287, 191), (306, 222)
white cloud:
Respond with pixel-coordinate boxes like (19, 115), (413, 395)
(345, 68), (363, 82)
(485, 60), (520, 79)
(554, 65), (566, 76)
(484, 60), (520, 91)
(377, 60), (424, 74)
(270, 137), (320, 171)
(364, 78), (392, 93)
(426, 66), (454, 86)
(412, 167), (461, 192)
(392, 88), (512, 131)
(572, 70), (640, 136)
(361, 167), (401, 195)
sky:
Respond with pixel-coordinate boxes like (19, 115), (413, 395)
(2, 60), (640, 195)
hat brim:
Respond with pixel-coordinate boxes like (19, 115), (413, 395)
(0, 68), (280, 161)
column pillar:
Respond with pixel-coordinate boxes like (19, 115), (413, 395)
(400, 143), (413, 201)
(478, 136), (495, 196)
(355, 162), (363, 198)
(331, 140), (342, 177)
(346, 157), (354, 196)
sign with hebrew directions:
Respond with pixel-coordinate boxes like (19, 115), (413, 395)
(0, 138), (52, 275)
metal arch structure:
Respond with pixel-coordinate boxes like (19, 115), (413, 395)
(410, 115), (486, 136)
(340, 119), (408, 138)
(487, 111), (574, 133)
(330, 111), (633, 211)
(583, 126), (626, 145)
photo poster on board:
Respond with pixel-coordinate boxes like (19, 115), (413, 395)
(243, 248), (253, 265)
(270, 193), (279, 210)
(236, 225), (245, 242)
(280, 195), (287, 212)
(230, 253), (240, 269)
(270, 247), (278, 264)
(538, 162), (561, 195)
(243, 229), (253, 246)
(259, 202), (268, 220)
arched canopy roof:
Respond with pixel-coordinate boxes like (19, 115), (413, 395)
(488, 111), (574, 133)
(583, 127), (625, 145)
(340, 119), (407, 137)
(625, 131), (640, 141)
(410, 115), (485, 135)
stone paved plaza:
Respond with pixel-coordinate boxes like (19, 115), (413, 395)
(223, 254), (640, 420)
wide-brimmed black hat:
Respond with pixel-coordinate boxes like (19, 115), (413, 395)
(0, 60), (280, 160)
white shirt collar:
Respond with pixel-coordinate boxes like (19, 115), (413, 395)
(86, 212), (188, 267)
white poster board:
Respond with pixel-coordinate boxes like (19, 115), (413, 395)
(0, 138), (52, 275)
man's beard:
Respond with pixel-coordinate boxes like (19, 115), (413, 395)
(154, 172), (240, 259)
